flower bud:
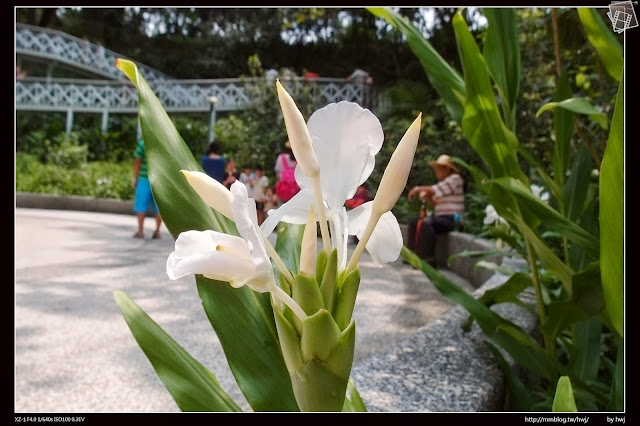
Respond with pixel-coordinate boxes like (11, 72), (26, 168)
(181, 170), (234, 219)
(276, 80), (320, 177)
(373, 113), (422, 214)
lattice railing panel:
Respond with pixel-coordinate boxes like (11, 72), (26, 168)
(16, 23), (170, 82)
(16, 77), (371, 113)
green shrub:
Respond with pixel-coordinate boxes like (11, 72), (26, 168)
(16, 158), (134, 200)
(47, 133), (89, 168)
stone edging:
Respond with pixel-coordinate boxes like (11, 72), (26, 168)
(351, 256), (536, 412)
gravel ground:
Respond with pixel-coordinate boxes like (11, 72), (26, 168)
(14, 207), (473, 413)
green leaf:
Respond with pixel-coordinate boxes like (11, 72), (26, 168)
(463, 272), (533, 330)
(319, 249), (338, 313)
(573, 317), (602, 383)
(552, 376), (578, 412)
(536, 97), (608, 130)
(541, 263), (604, 343)
(344, 380), (367, 412)
(453, 11), (527, 184)
(477, 272), (533, 307)
(608, 340), (624, 411)
(113, 291), (242, 412)
(511, 214), (575, 293)
(564, 145), (594, 224)
(600, 78), (623, 337)
(552, 71), (575, 192)
(117, 58), (298, 412)
(577, 8), (623, 82)
(275, 222), (305, 275)
(518, 146), (563, 206)
(402, 247), (553, 380)
(333, 268), (361, 331)
(292, 274), (325, 316)
(485, 341), (534, 411)
(197, 278), (299, 411)
(115, 59), (234, 239)
(482, 8), (520, 130)
(490, 177), (599, 258)
(368, 7), (465, 123)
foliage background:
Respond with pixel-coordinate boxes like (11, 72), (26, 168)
(15, 7), (621, 234)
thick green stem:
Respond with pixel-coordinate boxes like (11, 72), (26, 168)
(525, 238), (546, 323)
(524, 238), (557, 379)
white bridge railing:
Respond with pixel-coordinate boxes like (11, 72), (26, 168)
(16, 22), (170, 82)
(15, 22), (373, 136)
(15, 77), (371, 112)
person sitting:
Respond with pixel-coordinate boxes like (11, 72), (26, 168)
(201, 141), (226, 183)
(407, 154), (465, 265)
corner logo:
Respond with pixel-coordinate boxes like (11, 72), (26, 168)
(608, 1), (638, 33)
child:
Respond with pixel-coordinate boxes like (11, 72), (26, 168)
(239, 164), (254, 193)
(263, 186), (279, 219)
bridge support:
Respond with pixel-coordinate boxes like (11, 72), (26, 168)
(65, 109), (73, 136)
(101, 111), (109, 135)
(207, 96), (219, 143)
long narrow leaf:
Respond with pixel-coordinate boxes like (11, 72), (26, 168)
(564, 145), (594, 224)
(116, 58), (299, 411)
(274, 222), (305, 275)
(608, 340), (624, 411)
(114, 291), (242, 412)
(574, 317), (602, 383)
(518, 146), (563, 205)
(536, 97), (608, 130)
(485, 341), (534, 411)
(512, 214), (575, 293)
(490, 176), (600, 258)
(453, 11), (527, 183)
(552, 70), (575, 194)
(577, 8), (623, 82)
(402, 247), (552, 380)
(482, 8), (520, 130)
(368, 7), (465, 123)
(599, 78), (624, 338)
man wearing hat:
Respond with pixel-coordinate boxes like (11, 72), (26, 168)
(406, 154), (465, 264)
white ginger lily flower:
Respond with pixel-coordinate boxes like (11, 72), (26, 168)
(483, 204), (508, 226)
(530, 184), (550, 203)
(167, 175), (306, 319)
(261, 100), (402, 269)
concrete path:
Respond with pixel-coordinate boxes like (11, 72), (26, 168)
(14, 207), (474, 413)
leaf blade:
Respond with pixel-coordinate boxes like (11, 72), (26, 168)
(114, 291), (242, 412)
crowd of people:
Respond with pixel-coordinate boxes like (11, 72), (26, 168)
(133, 135), (465, 263)
(197, 140), (296, 226)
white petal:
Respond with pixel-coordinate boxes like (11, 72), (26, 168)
(300, 102), (384, 210)
(260, 188), (315, 236)
(166, 230), (255, 286)
(347, 202), (403, 265)
(230, 181), (271, 278)
(327, 207), (349, 270)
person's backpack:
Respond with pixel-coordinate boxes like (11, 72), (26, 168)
(275, 155), (300, 202)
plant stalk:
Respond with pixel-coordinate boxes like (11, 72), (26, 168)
(524, 238), (557, 380)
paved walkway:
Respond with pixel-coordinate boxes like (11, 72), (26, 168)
(14, 207), (474, 413)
